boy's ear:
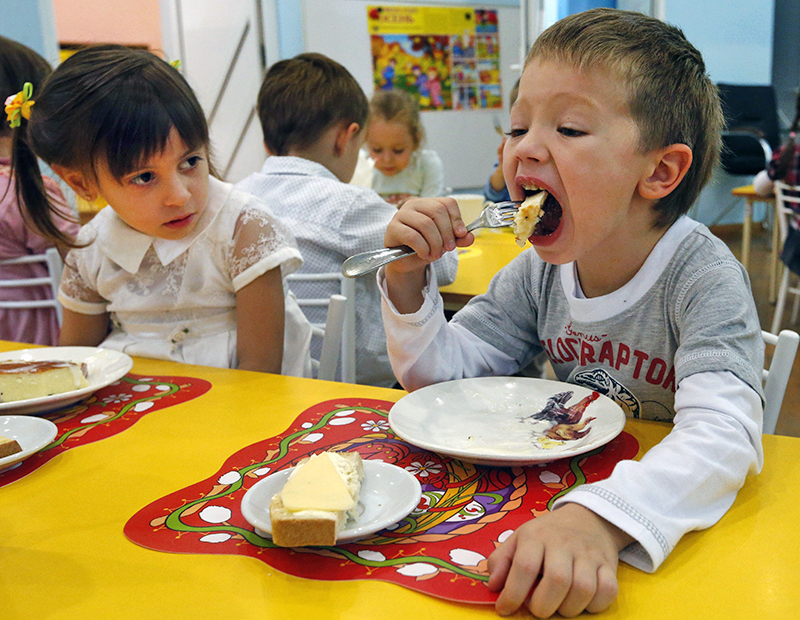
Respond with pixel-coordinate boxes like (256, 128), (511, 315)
(333, 122), (361, 157)
(51, 164), (98, 202)
(639, 143), (693, 200)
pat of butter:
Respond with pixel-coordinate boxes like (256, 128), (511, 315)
(513, 191), (546, 246)
(280, 453), (355, 512)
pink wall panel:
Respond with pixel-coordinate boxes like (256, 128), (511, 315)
(52, 0), (162, 51)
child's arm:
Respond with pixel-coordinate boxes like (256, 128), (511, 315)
(235, 266), (285, 374)
(383, 196), (471, 314)
(489, 139), (507, 192)
(59, 308), (110, 347)
(487, 504), (633, 617)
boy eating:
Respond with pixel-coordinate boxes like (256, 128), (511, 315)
(378, 8), (764, 617)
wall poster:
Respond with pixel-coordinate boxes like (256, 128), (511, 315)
(367, 5), (502, 111)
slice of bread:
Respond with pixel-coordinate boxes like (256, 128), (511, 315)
(269, 451), (364, 547)
(0, 434), (22, 459)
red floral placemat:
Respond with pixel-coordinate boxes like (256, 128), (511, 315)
(0, 374), (211, 487)
(125, 398), (638, 604)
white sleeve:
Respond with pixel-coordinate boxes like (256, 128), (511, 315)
(377, 265), (518, 391)
(752, 169), (774, 196)
(419, 150), (445, 198)
(553, 370), (763, 572)
(432, 250), (459, 286)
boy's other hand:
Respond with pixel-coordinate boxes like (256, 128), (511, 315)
(384, 196), (472, 274)
(385, 192), (413, 206)
(487, 503), (632, 618)
(490, 138), (507, 192)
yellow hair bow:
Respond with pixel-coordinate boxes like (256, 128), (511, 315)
(4, 82), (35, 129)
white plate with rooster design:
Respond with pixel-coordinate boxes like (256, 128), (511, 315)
(389, 377), (626, 467)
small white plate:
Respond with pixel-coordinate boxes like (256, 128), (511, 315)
(0, 415), (58, 473)
(389, 376), (626, 467)
(241, 459), (422, 544)
(0, 347), (134, 415)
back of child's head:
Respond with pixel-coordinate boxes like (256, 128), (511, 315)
(0, 36), (52, 140)
(527, 8), (722, 227)
(257, 52), (368, 156)
(369, 89), (424, 149)
(11, 44), (210, 244)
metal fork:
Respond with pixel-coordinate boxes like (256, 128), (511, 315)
(341, 201), (520, 278)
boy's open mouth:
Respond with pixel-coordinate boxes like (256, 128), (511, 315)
(523, 186), (562, 236)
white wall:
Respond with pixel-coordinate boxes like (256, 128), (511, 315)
(666, 0), (775, 226)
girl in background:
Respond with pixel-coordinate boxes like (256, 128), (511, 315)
(753, 90), (800, 195)
(1, 35), (79, 346)
(753, 90), (800, 274)
(366, 89), (444, 206)
(8, 45), (311, 375)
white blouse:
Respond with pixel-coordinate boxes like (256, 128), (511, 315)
(59, 177), (312, 377)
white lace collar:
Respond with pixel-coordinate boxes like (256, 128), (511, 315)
(96, 176), (231, 273)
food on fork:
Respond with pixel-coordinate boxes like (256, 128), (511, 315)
(269, 451), (364, 547)
(513, 189), (547, 246)
(0, 360), (88, 403)
(512, 185), (563, 246)
(0, 434), (22, 458)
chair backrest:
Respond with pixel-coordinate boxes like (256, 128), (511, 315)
(774, 181), (800, 241)
(720, 131), (773, 175)
(285, 271), (356, 383)
(717, 83), (780, 176)
(0, 247), (64, 324)
(761, 329), (800, 435)
(718, 83), (781, 150)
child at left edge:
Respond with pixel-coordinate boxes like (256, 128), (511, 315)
(6, 45), (312, 376)
(1, 35), (79, 346)
(378, 8), (763, 617)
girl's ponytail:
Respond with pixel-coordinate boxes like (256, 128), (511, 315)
(10, 121), (75, 247)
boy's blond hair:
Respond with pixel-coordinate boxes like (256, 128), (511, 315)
(528, 8), (722, 227)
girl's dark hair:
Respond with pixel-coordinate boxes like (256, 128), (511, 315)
(1, 36), (53, 227)
(0, 36), (52, 138)
(10, 45), (212, 246)
(773, 90), (800, 180)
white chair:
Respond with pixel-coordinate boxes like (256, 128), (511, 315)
(770, 181), (800, 333)
(0, 247), (64, 324)
(761, 329), (800, 435)
(286, 272), (356, 383)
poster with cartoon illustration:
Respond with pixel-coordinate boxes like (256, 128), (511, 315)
(367, 5), (502, 111)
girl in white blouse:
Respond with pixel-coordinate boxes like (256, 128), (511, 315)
(7, 45), (311, 376)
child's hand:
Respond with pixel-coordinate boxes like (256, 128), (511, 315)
(385, 192), (414, 206)
(487, 503), (632, 618)
(384, 197), (471, 273)
(489, 139), (507, 192)
(383, 197), (472, 313)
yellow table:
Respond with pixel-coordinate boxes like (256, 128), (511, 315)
(731, 184), (779, 300)
(440, 229), (528, 310)
(76, 195), (107, 226)
(3, 340), (800, 619)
